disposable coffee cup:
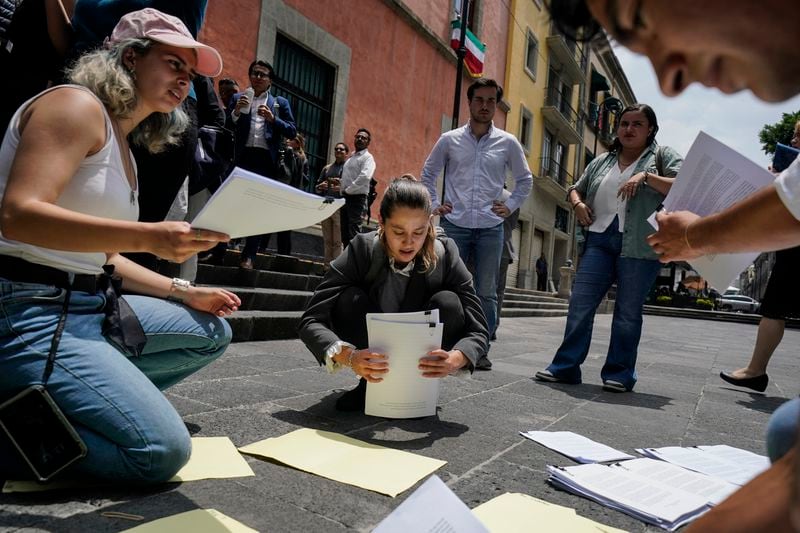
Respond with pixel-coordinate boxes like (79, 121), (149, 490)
(240, 88), (255, 114)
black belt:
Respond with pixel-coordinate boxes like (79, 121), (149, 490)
(0, 255), (147, 358)
(0, 255), (100, 293)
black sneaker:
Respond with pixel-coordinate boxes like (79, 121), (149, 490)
(475, 355), (492, 370)
(335, 378), (367, 411)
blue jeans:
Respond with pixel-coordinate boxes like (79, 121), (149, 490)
(546, 218), (660, 390)
(766, 397), (800, 463)
(440, 219), (502, 338)
(0, 282), (232, 482)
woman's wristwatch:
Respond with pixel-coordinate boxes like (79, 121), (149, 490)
(167, 277), (192, 302)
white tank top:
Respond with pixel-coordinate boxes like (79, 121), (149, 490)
(0, 85), (139, 274)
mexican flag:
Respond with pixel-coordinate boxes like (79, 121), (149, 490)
(450, 20), (486, 78)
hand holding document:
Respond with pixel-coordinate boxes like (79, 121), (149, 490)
(191, 166), (344, 238)
(647, 132), (776, 289)
(520, 430), (635, 463)
(365, 311), (443, 419)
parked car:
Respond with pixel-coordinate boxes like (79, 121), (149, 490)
(716, 294), (760, 313)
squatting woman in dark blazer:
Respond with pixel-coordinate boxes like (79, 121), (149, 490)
(299, 177), (489, 411)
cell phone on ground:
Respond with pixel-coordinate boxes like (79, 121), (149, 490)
(0, 385), (87, 481)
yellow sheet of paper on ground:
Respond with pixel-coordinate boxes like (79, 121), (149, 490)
(122, 509), (257, 533)
(238, 428), (446, 497)
(472, 493), (626, 533)
(3, 437), (254, 493)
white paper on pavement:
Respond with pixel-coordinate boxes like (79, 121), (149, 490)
(647, 132), (776, 290)
(373, 475), (489, 533)
(613, 458), (739, 505)
(190, 166), (344, 238)
(519, 430), (634, 463)
(637, 444), (769, 486)
(365, 311), (443, 419)
(547, 463), (711, 531)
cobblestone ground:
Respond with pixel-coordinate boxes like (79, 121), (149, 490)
(2, 314), (797, 532)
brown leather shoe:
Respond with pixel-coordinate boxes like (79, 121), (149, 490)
(239, 258), (254, 270)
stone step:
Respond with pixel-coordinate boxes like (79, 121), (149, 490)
(197, 264), (323, 291)
(225, 310), (303, 342)
(502, 299), (569, 310)
(505, 287), (560, 298)
(501, 293), (568, 304)
(206, 286), (312, 311)
(500, 308), (569, 318)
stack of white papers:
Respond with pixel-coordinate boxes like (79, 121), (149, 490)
(520, 431), (635, 463)
(365, 311), (443, 419)
(636, 444), (770, 486)
(547, 458), (737, 531)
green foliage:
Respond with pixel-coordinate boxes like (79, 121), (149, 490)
(656, 295), (672, 304)
(695, 298), (714, 310)
(759, 111), (800, 156)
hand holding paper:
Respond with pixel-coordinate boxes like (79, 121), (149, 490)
(647, 210), (704, 262)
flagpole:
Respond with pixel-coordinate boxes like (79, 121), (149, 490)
(443, 0), (470, 205)
(451, 0), (470, 131)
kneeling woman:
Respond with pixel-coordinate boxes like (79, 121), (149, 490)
(299, 177), (489, 411)
(0, 9), (240, 483)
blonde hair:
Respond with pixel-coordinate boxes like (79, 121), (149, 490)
(67, 38), (189, 153)
(379, 176), (437, 272)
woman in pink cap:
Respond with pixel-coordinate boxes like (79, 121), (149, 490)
(0, 9), (240, 484)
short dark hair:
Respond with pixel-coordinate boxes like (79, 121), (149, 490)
(218, 78), (238, 88)
(356, 128), (371, 140)
(248, 60), (273, 78)
(544, 0), (602, 42)
(335, 142), (350, 152)
(467, 78), (503, 101)
(611, 103), (660, 152)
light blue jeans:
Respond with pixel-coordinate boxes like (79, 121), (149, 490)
(766, 397), (800, 463)
(440, 219), (502, 339)
(0, 281), (232, 482)
(546, 218), (661, 390)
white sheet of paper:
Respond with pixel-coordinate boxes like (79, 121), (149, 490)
(191, 166), (344, 238)
(373, 475), (489, 533)
(520, 430), (634, 463)
(365, 315), (443, 419)
(614, 458), (739, 505)
(648, 132), (775, 290)
(637, 445), (769, 486)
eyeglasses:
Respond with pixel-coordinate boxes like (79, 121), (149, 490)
(354, 135), (369, 141)
(250, 71), (271, 79)
(334, 147), (347, 152)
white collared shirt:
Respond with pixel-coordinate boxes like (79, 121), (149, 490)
(775, 155), (800, 220)
(341, 148), (376, 195)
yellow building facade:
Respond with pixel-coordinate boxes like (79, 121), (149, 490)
(503, 0), (634, 291)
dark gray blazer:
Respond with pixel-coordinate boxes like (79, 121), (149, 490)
(298, 231), (489, 367)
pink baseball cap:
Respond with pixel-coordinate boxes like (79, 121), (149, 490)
(108, 8), (223, 77)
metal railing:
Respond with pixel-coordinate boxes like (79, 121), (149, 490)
(545, 85), (583, 132)
(539, 156), (573, 188)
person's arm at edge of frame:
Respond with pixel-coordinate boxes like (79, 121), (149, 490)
(647, 185), (800, 262)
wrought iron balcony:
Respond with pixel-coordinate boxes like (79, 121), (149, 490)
(542, 86), (583, 145)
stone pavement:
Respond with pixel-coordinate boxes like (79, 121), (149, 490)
(2, 314), (798, 532)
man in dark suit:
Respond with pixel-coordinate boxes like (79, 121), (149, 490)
(229, 59), (297, 268)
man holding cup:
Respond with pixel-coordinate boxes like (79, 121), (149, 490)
(228, 59), (297, 269)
